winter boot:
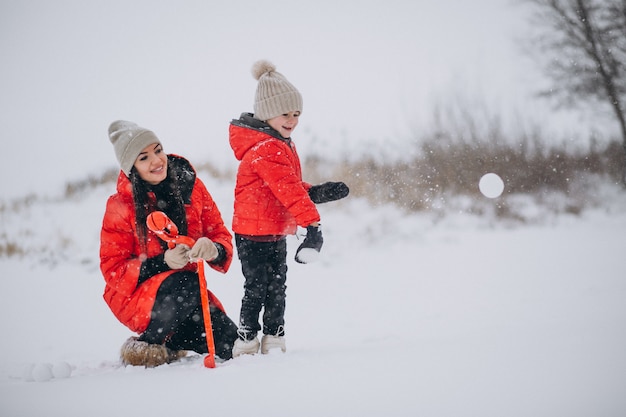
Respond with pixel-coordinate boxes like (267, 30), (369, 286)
(120, 336), (186, 368)
(261, 327), (286, 354)
(167, 348), (188, 363)
(232, 337), (260, 357)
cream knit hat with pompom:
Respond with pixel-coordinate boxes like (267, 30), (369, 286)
(252, 60), (303, 121)
(108, 120), (161, 176)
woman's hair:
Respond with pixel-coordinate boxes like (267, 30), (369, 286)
(129, 162), (188, 252)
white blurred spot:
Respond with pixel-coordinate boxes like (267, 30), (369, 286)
(479, 173), (504, 198)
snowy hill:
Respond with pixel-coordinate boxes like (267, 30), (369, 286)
(1, 172), (625, 417)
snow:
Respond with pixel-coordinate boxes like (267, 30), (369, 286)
(1, 173), (626, 416)
(1, 0), (625, 415)
(294, 247), (321, 264)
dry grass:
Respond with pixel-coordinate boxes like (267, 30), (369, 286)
(2, 126), (621, 265)
(303, 132), (624, 217)
(1, 120), (624, 261)
(63, 168), (119, 198)
(0, 239), (25, 257)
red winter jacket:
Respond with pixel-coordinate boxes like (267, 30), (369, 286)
(99, 155), (233, 333)
(229, 114), (320, 236)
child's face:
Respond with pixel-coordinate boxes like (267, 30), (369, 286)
(133, 143), (168, 185)
(267, 111), (300, 138)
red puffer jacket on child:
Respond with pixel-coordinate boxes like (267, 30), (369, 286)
(229, 113), (320, 237)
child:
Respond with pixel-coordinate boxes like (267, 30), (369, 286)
(100, 120), (239, 367)
(229, 60), (349, 356)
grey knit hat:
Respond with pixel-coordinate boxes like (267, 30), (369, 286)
(252, 60), (303, 121)
(108, 120), (161, 176)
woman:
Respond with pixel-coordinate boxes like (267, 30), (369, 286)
(100, 120), (238, 367)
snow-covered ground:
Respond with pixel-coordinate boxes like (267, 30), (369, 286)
(2, 1), (624, 415)
(1, 172), (625, 417)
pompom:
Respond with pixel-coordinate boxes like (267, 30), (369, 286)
(251, 60), (276, 80)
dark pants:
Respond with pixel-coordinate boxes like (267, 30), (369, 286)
(138, 271), (238, 360)
(235, 234), (288, 339)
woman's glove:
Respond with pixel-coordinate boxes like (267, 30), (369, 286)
(295, 225), (324, 264)
(164, 244), (191, 269)
(308, 182), (349, 204)
(189, 237), (218, 262)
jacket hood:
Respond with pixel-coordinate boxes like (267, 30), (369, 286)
(229, 112), (289, 161)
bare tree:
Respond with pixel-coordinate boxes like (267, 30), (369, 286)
(526, 0), (626, 185)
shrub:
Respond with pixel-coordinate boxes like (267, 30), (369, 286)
(303, 129), (623, 218)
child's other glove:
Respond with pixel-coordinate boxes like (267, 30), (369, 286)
(295, 225), (324, 264)
(164, 244), (191, 269)
(189, 237), (218, 262)
(308, 182), (349, 204)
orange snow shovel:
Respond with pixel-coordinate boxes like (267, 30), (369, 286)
(146, 211), (217, 368)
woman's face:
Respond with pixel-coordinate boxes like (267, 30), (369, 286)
(267, 111), (300, 138)
(133, 143), (168, 185)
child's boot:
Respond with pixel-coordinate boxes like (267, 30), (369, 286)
(232, 329), (260, 357)
(261, 327), (286, 354)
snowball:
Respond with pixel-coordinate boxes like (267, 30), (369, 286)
(32, 363), (53, 382)
(479, 173), (504, 198)
(296, 248), (320, 264)
(52, 361), (72, 378)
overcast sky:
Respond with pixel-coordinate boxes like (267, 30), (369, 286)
(0, 0), (607, 198)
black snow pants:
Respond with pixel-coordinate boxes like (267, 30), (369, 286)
(138, 271), (239, 360)
(235, 234), (288, 339)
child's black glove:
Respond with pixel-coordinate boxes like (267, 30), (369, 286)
(295, 225), (324, 264)
(308, 182), (349, 204)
